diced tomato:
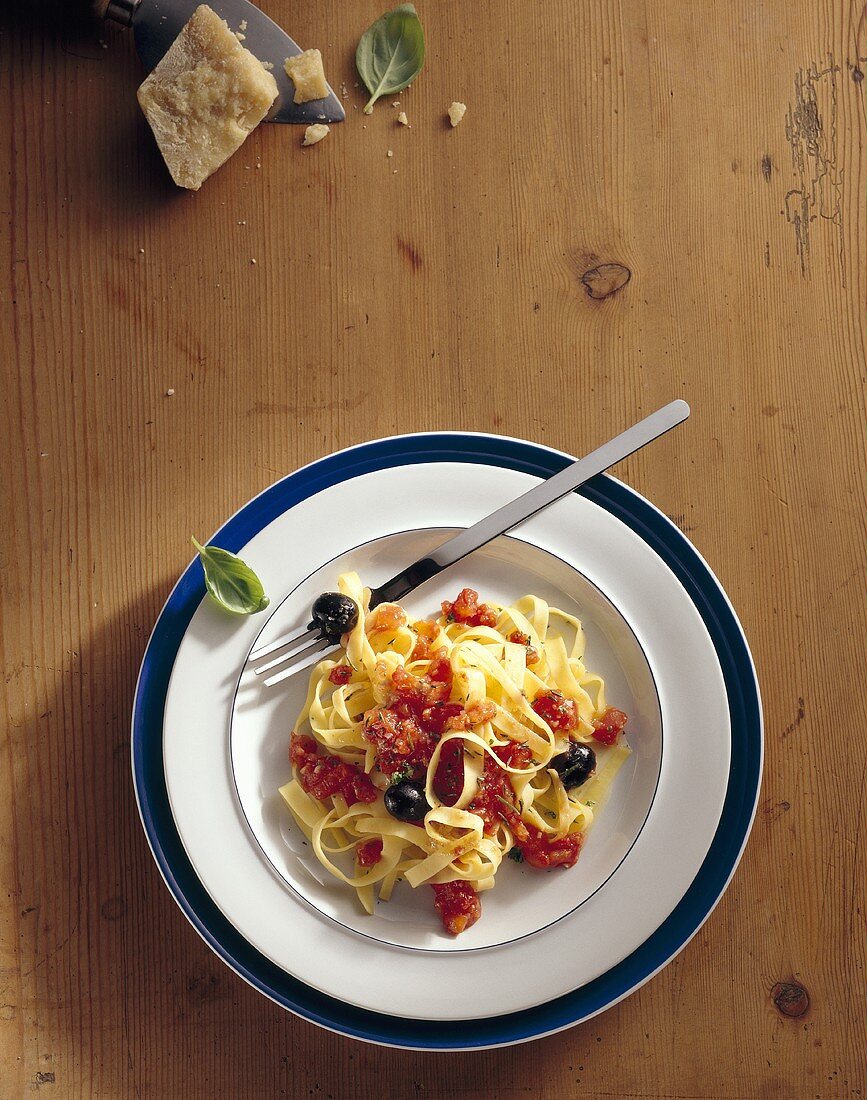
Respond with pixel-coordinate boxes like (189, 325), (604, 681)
(531, 690), (579, 732)
(493, 739), (534, 770)
(431, 880), (481, 935)
(363, 660), (464, 778)
(356, 838), (383, 867)
(391, 663), (451, 707)
(290, 733), (378, 806)
(468, 755), (528, 840)
(592, 706), (629, 745)
(507, 629), (539, 665)
(367, 604), (407, 634)
(389, 664), (428, 710)
(410, 620), (440, 661)
(363, 708), (432, 779)
(328, 664), (352, 685)
(441, 588), (498, 628)
(433, 739), (465, 804)
(467, 700), (496, 725)
(426, 655), (453, 687)
(421, 702), (465, 735)
(517, 825), (583, 869)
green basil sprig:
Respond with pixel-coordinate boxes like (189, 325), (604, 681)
(356, 4), (425, 115)
(191, 537), (270, 615)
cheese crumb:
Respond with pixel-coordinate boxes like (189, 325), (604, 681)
(136, 5), (278, 191)
(397, 111), (409, 126)
(284, 49), (329, 104)
(166, 388), (175, 396)
(239, 18), (247, 30)
(303, 123), (330, 146)
(386, 149), (393, 157)
(448, 101), (467, 127)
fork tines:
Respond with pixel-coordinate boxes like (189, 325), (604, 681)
(250, 622), (337, 686)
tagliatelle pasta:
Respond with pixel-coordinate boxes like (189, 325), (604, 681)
(279, 572), (631, 935)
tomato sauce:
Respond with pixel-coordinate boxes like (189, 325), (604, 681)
(328, 664), (352, 685)
(592, 705), (628, 745)
(290, 733), (378, 806)
(431, 880), (481, 935)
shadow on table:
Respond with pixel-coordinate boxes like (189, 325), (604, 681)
(3, 0), (184, 214)
(16, 578), (600, 1095)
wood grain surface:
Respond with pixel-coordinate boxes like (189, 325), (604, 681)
(2, 0), (865, 1095)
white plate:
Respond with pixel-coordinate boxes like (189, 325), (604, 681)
(162, 460), (730, 1021)
(231, 530), (663, 952)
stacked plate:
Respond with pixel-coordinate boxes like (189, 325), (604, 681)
(132, 433), (762, 1050)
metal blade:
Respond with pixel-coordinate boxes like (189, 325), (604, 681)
(131, 0), (346, 124)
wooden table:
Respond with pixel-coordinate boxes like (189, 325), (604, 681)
(2, 0), (865, 1095)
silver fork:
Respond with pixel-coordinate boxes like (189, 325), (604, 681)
(250, 400), (690, 686)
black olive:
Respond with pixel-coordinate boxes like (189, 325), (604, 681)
(310, 592), (359, 641)
(384, 780), (429, 823)
(551, 742), (596, 789)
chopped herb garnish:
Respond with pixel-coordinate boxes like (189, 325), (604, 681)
(507, 848), (524, 863)
(389, 764), (413, 784)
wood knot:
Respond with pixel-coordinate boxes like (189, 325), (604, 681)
(396, 235), (423, 271)
(581, 263), (631, 300)
(100, 896), (126, 921)
(188, 974), (224, 1005)
(771, 980), (810, 1018)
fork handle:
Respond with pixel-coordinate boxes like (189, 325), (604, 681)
(370, 400), (690, 607)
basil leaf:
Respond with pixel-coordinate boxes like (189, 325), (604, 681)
(191, 537), (270, 615)
(356, 4), (425, 115)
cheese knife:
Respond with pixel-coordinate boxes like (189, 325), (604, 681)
(99, 0), (346, 123)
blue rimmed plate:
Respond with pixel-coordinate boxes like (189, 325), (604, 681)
(131, 432), (762, 1049)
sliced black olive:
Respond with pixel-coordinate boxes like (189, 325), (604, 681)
(551, 742), (596, 789)
(384, 779), (429, 823)
(310, 592), (359, 641)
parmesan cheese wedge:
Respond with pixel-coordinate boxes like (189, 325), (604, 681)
(137, 5), (278, 191)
